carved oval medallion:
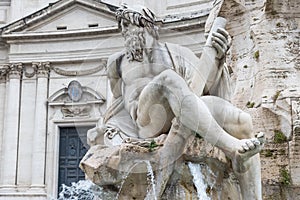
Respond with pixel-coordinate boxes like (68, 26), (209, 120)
(67, 80), (83, 102)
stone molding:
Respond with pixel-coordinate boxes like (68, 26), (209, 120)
(52, 59), (107, 76)
(48, 86), (105, 106)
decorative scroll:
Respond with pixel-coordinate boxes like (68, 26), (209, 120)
(8, 63), (23, 79)
(23, 62), (51, 78)
(0, 65), (9, 79)
(52, 60), (107, 76)
(33, 62), (51, 77)
(0, 63), (23, 80)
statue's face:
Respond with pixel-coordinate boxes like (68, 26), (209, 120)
(120, 18), (146, 62)
(120, 19), (140, 38)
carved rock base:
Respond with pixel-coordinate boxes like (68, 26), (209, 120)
(80, 136), (241, 199)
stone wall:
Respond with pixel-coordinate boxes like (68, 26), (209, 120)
(223, 0), (300, 199)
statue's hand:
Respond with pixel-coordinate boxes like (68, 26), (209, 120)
(212, 28), (231, 59)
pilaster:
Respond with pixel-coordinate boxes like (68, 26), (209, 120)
(17, 63), (37, 186)
(0, 65), (8, 180)
(31, 62), (50, 189)
(0, 63), (23, 187)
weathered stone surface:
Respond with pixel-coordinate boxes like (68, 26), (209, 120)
(224, 0), (300, 198)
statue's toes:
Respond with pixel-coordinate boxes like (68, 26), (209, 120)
(246, 140), (256, 150)
(239, 144), (249, 153)
(256, 132), (265, 144)
(238, 139), (257, 153)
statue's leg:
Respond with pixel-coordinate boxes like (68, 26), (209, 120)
(137, 69), (263, 199)
(200, 95), (263, 200)
(138, 69), (262, 156)
(200, 95), (254, 139)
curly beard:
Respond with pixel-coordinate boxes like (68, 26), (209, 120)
(123, 28), (146, 62)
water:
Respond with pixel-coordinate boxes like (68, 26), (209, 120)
(116, 160), (157, 200)
(188, 162), (211, 200)
(55, 161), (159, 200)
(56, 180), (116, 200)
(145, 160), (157, 200)
(115, 161), (142, 199)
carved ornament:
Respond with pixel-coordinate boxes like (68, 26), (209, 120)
(32, 62), (51, 78)
(8, 63), (23, 79)
(52, 60), (106, 76)
(0, 65), (9, 81)
(48, 81), (105, 118)
(67, 80), (83, 102)
(61, 105), (92, 118)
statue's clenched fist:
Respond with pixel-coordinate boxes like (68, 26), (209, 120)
(211, 28), (231, 59)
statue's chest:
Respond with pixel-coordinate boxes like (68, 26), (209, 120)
(121, 61), (168, 83)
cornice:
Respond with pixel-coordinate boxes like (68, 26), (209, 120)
(0, 0), (210, 41)
(1, 14), (207, 41)
(0, 0), (115, 35)
(0, 0), (10, 7)
(1, 26), (120, 40)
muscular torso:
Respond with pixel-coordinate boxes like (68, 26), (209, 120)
(120, 45), (173, 118)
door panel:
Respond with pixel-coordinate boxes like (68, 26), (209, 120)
(58, 126), (94, 193)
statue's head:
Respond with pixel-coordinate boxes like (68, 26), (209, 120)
(115, 4), (159, 40)
(115, 4), (159, 62)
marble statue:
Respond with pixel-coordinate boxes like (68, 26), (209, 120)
(80, 4), (265, 200)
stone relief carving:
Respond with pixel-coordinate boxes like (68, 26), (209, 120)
(8, 63), (23, 79)
(61, 105), (92, 118)
(48, 81), (105, 119)
(80, 4), (265, 200)
(0, 63), (23, 80)
(24, 62), (51, 78)
(23, 65), (36, 78)
(0, 64), (9, 81)
(0, 62), (51, 79)
(52, 60), (106, 76)
(33, 62), (51, 77)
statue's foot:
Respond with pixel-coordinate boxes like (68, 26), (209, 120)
(232, 132), (265, 173)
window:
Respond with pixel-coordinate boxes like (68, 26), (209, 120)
(88, 23), (99, 28)
(56, 26), (67, 30)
